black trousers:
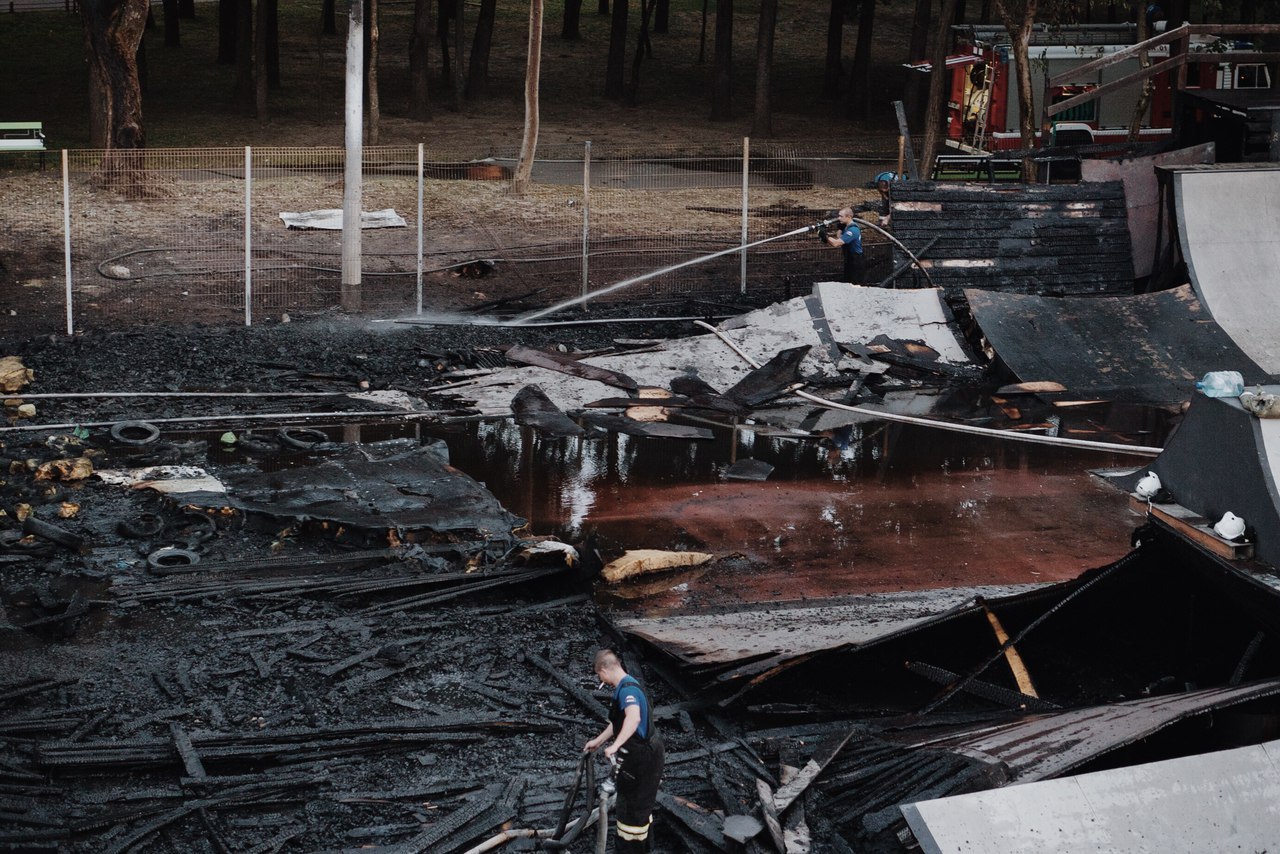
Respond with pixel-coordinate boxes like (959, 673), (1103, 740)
(842, 250), (866, 284)
(615, 735), (664, 852)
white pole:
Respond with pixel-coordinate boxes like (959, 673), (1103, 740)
(341, 0), (364, 311)
(740, 136), (749, 295)
(416, 142), (424, 315)
(582, 140), (591, 300)
(244, 145), (252, 326)
(61, 149), (73, 335)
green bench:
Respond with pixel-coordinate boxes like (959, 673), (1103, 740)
(0, 122), (47, 169)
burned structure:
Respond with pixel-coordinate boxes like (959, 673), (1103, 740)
(3, 141), (1280, 854)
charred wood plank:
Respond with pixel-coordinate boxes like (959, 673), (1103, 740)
(656, 791), (728, 851)
(754, 778), (787, 853)
(521, 651), (608, 721)
(580, 413), (715, 440)
(383, 783), (501, 853)
(723, 346), (811, 408)
(504, 344), (638, 392)
(169, 723), (206, 779)
(512, 384), (585, 437)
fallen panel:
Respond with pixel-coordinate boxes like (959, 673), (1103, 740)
(1173, 164), (1280, 373)
(1080, 143), (1215, 279)
(441, 284), (972, 420)
(966, 284), (1270, 404)
(1106, 387), (1280, 570)
(909, 680), (1280, 783)
(903, 739), (1280, 854)
(611, 586), (1046, 667)
(278, 208), (407, 229)
(217, 445), (523, 540)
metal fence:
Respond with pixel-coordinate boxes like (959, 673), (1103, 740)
(3, 139), (904, 335)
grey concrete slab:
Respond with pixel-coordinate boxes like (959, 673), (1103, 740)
(1175, 164), (1280, 373)
(902, 738), (1280, 854)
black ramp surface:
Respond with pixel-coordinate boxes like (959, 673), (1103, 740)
(1111, 390), (1280, 570)
(966, 284), (1273, 404)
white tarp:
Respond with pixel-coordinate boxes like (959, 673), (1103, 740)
(279, 209), (407, 230)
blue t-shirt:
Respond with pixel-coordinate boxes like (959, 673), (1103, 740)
(615, 675), (650, 740)
(839, 221), (863, 256)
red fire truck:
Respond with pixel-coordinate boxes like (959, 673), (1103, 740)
(930, 24), (1273, 152)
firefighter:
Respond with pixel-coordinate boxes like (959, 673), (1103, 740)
(584, 648), (665, 852)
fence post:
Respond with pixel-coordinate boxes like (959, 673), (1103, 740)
(582, 140), (591, 301)
(61, 150), (73, 335)
(416, 142), (424, 315)
(740, 136), (749, 295)
(244, 146), (252, 327)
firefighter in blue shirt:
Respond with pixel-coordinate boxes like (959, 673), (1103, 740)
(585, 648), (665, 852)
(822, 206), (865, 284)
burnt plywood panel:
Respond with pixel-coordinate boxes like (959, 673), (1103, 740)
(1080, 143), (1215, 279)
(966, 284), (1271, 404)
(1116, 389), (1280, 571)
(891, 181), (1135, 295)
(914, 680), (1280, 783)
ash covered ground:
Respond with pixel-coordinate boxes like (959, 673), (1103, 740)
(2, 315), (802, 853)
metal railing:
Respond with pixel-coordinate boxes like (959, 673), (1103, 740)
(3, 139), (905, 335)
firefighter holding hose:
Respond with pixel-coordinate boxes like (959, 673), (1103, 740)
(584, 648), (665, 852)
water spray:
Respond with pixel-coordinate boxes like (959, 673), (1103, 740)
(510, 221), (831, 325)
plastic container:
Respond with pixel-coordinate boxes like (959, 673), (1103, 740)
(1196, 370), (1245, 398)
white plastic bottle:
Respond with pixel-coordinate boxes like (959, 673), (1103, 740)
(1195, 370), (1245, 398)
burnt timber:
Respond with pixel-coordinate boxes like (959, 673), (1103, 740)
(890, 181), (1135, 296)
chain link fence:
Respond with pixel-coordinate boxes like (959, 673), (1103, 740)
(1, 138), (906, 336)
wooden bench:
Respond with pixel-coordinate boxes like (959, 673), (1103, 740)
(0, 122), (47, 169)
(931, 154), (1022, 183)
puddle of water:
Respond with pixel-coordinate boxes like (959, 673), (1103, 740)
(437, 407), (1171, 611)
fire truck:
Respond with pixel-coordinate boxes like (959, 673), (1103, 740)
(933, 24), (1273, 152)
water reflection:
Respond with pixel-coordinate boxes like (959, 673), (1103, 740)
(436, 403), (1174, 608)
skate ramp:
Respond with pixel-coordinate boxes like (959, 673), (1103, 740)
(1175, 165), (1280, 374)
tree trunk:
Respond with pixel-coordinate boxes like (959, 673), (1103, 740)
(1126, 10), (1151, 141)
(709, 0), (732, 120)
(235, 0), (253, 109)
(80, 0), (148, 187)
(322, 0), (336, 34)
(903, 0), (930, 118)
(751, 0), (775, 137)
(626, 0), (654, 104)
(514, 0), (544, 195)
(217, 0), (236, 62)
(178, 0), (194, 18)
(598, 0), (608, 14)
(919, 0), (961, 178)
(368, 0), (379, 142)
(653, 0), (667, 32)
(846, 0), (874, 119)
(466, 0), (496, 98)
(438, 0), (452, 88)
(562, 0), (581, 39)
(451, 0), (464, 110)
(162, 0), (179, 46)
(254, 0), (268, 119)
(821, 0), (842, 100)
(136, 32), (148, 92)
(266, 0), (279, 87)
(993, 0), (1037, 154)
(604, 0), (627, 99)
(698, 0), (707, 62)
(408, 0), (432, 119)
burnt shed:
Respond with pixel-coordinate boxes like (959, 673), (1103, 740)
(890, 181), (1135, 296)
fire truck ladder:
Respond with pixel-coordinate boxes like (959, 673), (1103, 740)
(971, 62), (996, 151)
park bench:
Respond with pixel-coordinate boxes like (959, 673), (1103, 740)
(931, 153), (1022, 183)
(0, 122), (47, 169)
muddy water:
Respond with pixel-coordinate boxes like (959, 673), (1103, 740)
(440, 418), (1152, 611)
